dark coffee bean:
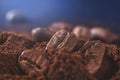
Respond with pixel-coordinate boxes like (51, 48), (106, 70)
(31, 27), (51, 42)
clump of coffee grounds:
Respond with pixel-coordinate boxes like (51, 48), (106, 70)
(0, 32), (119, 80)
(0, 32), (36, 54)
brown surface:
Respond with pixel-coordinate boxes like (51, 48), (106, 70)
(0, 31), (119, 80)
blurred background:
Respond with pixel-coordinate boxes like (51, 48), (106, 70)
(0, 0), (120, 34)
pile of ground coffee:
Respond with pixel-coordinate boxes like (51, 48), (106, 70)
(0, 31), (119, 80)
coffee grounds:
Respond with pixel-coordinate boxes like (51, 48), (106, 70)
(0, 32), (119, 80)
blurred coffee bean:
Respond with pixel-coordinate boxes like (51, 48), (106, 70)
(18, 50), (48, 74)
(73, 26), (90, 39)
(31, 27), (52, 42)
(90, 27), (109, 39)
(6, 10), (27, 24)
(90, 27), (118, 43)
(48, 22), (73, 34)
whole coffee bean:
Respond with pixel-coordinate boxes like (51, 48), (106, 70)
(61, 33), (78, 51)
(46, 30), (78, 52)
(45, 30), (69, 50)
(31, 27), (51, 42)
(85, 42), (105, 74)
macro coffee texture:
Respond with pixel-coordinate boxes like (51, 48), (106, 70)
(0, 28), (119, 80)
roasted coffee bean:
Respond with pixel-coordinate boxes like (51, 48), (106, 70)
(45, 30), (69, 50)
(61, 33), (78, 52)
(18, 50), (48, 74)
(46, 30), (78, 52)
(85, 42), (105, 74)
(31, 27), (51, 42)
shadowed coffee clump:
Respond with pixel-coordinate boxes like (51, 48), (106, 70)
(0, 30), (119, 80)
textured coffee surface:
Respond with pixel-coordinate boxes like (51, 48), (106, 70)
(0, 32), (35, 54)
(0, 31), (119, 80)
